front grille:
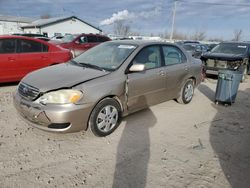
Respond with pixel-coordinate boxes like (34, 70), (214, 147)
(206, 59), (215, 67)
(216, 60), (227, 68)
(18, 82), (40, 101)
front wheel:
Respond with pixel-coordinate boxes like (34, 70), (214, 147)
(89, 98), (121, 137)
(177, 79), (194, 104)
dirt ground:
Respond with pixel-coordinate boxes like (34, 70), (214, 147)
(0, 78), (250, 188)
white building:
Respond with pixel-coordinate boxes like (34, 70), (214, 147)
(22, 16), (102, 37)
(0, 15), (33, 35)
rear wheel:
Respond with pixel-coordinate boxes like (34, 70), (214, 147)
(177, 79), (194, 104)
(89, 98), (121, 137)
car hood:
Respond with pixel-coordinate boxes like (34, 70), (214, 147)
(202, 52), (245, 61)
(21, 63), (109, 92)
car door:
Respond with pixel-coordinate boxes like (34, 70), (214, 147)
(162, 45), (189, 99)
(17, 39), (50, 77)
(127, 45), (166, 112)
(0, 38), (20, 82)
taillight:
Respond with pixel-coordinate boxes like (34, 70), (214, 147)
(201, 64), (205, 82)
(70, 50), (75, 58)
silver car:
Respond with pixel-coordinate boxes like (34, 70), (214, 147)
(13, 41), (202, 136)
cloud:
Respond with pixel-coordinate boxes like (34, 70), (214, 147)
(100, 6), (162, 26)
(100, 10), (135, 26)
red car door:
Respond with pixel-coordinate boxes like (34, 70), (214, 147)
(0, 38), (21, 82)
(17, 39), (51, 77)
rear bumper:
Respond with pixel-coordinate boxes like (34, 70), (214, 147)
(13, 92), (93, 133)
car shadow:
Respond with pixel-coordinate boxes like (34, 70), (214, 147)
(112, 108), (156, 188)
(0, 82), (19, 87)
(208, 85), (250, 188)
(198, 83), (216, 102)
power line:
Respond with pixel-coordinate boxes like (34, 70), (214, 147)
(178, 0), (250, 7)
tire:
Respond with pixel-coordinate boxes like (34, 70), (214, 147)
(177, 79), (194, 104)
(89, 98), (122, 137)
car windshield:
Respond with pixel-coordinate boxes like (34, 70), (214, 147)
(61, 34), (77, 43)
(183, 44), (196, 51)
(211, 43), (248, 55)
(73, 42), (137, 71)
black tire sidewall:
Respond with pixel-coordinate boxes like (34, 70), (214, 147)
(89, 98), (121, 137)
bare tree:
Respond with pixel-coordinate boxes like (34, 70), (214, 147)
(113, 21), (131, 36)
(190, 30), (206, 41)
(208, 37), (223, 42)
(173, 31), (188, 40)
(232, 29), (243, 41)
(40, 14), (51, 19)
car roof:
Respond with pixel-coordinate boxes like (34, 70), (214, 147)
(107, 40), (176, 47)
(220, 41), (250, 45)
(0, 35), (50, 44)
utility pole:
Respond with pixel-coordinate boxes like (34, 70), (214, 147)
(170, 0), (177, 41)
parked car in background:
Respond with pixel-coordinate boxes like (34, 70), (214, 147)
(206, 43), (218, 51)
(0, 35), (72, 83)
(182, 43), (208, 58)
(14, 40), (202, 136)
(201, 42), (250, 81)
(50, 33), (111, 57)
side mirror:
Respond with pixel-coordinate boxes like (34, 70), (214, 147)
(129, 64), (145, 72)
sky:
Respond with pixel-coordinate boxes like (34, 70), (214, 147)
(0, 0), (250, 40)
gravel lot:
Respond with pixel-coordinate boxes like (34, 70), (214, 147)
(0, 78), (250, 188)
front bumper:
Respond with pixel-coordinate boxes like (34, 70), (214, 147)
(13, 92), (93, 133)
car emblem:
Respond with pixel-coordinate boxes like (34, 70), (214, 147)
(23, 87), (29, 94)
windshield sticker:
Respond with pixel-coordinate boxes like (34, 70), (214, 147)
(118, 45), (136, 49)
(238, 45), (247, 48)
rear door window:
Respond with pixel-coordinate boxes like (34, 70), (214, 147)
(87, 36), (98, 43)
(162, 46), (186, 66)
(0, 39), (16, 54)
(19, 39), (43, 53)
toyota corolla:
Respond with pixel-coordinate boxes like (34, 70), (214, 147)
(14, 40), (202, 136)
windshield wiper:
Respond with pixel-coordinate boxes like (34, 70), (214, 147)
(78, 62), (107, 72)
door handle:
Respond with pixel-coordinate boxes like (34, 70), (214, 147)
(184, 65), (189, 71)
(8, 57), (15, 62)
(41, 56), (48, 59)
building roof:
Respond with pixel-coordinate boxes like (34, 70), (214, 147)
(22, 16), (101, 32)
(0, 14), (33, 23)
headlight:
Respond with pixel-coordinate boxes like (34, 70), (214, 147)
(36, 89), (83, 105)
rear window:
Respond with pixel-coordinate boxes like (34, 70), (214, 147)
(211, 43), (248, 55)
(87, 35), (98, 42)
(98, 36), (109, 42)
(42, 44), (49, 52)
(0, 39), (16, 54)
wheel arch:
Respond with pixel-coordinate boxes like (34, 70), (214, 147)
(85, 95), (123, 131)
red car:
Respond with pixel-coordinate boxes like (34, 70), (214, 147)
(51, 33), (110, 57)
(0, 35), (72, 83)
